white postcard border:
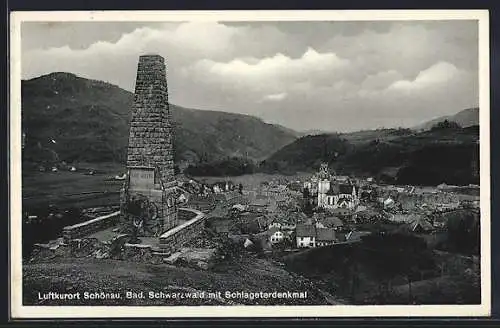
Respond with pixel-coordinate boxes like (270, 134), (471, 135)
(9, 9), (491, 319)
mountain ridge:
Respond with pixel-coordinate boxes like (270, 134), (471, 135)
(21, 72), (480, 186)
(261, 125), (479, 186)
(21, 72), (298, 167)
(413, 107), (479, 131)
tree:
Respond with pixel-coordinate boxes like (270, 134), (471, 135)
(432, 119), (461, 130)
(446, 210), (480, 255)
(303, 187), (310, 199)
(303, 200), (313, 217)
(363, 232), (435, 304)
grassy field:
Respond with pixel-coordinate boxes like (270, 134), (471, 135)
(22, 163), (309, 211)
(22, 162), (126, 211)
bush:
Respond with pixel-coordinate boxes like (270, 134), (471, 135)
(431, 119), (461, 131)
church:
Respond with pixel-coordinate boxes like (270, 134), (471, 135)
(305, 163), (360, 210)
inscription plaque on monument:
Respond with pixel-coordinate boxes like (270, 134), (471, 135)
(129, 166), (155, 190)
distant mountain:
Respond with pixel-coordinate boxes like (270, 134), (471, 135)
(261, 125), (479, 186)
(414, 107), (479, 131)
(21, 72), (298, 167)
(298, 129), (333, 137)
(270, 123), (304, 138)
(339, 128), (414, 145)
(173, 106), (298, 163)
(259, 133), (352, 173)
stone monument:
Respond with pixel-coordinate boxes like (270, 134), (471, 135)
(120, 54), (178, 238)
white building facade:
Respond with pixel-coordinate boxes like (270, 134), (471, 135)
(318, 181), (359, 210)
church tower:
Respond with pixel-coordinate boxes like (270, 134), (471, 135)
(317, 162), (331, 208)
(319, 163), (330, 180)
(122, 54), (178, 236)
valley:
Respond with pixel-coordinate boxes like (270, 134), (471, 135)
(20, 71), (482, 307)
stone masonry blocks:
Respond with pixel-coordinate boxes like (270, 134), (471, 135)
(127, 54), (176, 184)
(124, 54), (178, 235)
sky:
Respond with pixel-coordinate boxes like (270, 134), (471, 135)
(21, 20), (479, 132)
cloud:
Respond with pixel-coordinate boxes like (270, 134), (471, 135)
(388, 62), (462, 91)
(262, 92), (287, 102)
(21, 20), (480, 132)
(22, 22), (244, 88)
(190, 47), (349, 91)
(361, 70), (403, 90)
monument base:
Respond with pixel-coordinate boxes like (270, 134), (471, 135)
(120, 166), (178, 237)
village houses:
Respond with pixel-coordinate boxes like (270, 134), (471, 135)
(295, 223), (337, 248)
(268, 227), (286, 244)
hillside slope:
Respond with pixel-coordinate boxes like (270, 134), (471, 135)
(414, 107), (479, 131)
(261, 125), (479, 186)
(21, 72), (297, 166)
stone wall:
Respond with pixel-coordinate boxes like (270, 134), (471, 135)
(162, 188), (178, 231)
(62, 211), (120, 241)
(159, 208), (206, 252)
(177, 208), (198, 221)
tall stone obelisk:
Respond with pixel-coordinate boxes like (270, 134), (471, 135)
(121, 54), (178, 236)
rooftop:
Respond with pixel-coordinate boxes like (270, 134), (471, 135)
(250, 199), (269, 207)
(267, 227), (281, 236)
(339, 184), (355, 194)
(296, 224), (316, 237)
(317, 228), (336, 241)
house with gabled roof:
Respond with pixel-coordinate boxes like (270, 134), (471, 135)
(248, 198), (269, 213)
(267, 227), (286, 244)
(296, 223), (340, 248)
(316, 228), (337, 247)
(296, 224), (316, 248)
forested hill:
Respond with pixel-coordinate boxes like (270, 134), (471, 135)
(414, 107), (479, 131)
(21, 72), (298, 166)
(260, 124), (479, 186)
